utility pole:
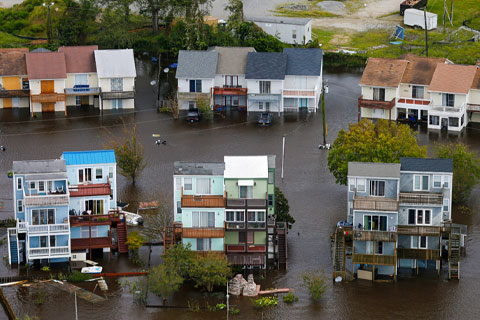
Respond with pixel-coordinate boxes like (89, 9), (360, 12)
(424, 6), (429, 57)
(43, 2), (55, 44)
(281, 134), (286, 180)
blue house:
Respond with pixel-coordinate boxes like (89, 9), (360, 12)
(9, 159), (71, 265)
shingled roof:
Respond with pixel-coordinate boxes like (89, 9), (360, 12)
(471, 67), (480, 90)
(58, 45), (98, 73)
(360, 57), (408, 87)
(401, 54), (446, 85)
(208, 47), (255, 75)
(245, 52), (287, 80)
(0, 50), (27, 76)
(175, 50), (218, 79)
(348, 162), (401, 178)
(25, 52), (67, 79)
(400, 158), (453, 173)
(429, 64), (477, 94)
(283, 48), (323, 76)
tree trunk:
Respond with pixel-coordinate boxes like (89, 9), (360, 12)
(152, 9), (159, 34)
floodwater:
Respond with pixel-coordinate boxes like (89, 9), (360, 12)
(0, 60), (479, 319)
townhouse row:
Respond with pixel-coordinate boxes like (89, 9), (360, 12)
(7, 150), (127, 265)
(0, 46), (136, 115)
(358, 54), (480, 132)
(175, 47), (323, 113)
(167, 155), (288, 269)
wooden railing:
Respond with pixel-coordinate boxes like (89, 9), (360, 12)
(353, 230), (397, 242)
(30, 93), (66, 103)
(182, 227), (225, 238)
(397, 97), (431, 106)
(181, 191), (225, 208)
(399, 192), (443, 205)
(358, 95), (395, 109)
(0, 89), (30, 98)
(177, 92), (210, 101)
(213, 87), (247, 95)
(70, 214), (119, 226)
(397, 248), (440, 260)
(226, 244), (246, 252)
(352, 254), (396, 265)
(353, 196), (398, 211)
(397, 225), (441, 236)
(101, 91), (135, 100)
(71, 237), (112, 250)
(282, 88), (316, 97)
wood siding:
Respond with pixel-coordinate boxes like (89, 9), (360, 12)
(353, 196), (399, 211)
(182, 227), (225, 238)
(353, 253), (396, 265)
(397, 225), (441, 236)
(181, 194), (225, 208)
(397, 248), (440, 260)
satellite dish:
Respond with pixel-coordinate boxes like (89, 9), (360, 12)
(163, 68), (169, 73)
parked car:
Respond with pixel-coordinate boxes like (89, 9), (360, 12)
(186, 108), (202, 123)
(257, 113), (273, 126)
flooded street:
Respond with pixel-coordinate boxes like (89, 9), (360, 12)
(0, 60), (479, 319)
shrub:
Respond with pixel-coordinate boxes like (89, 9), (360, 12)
(67, 270), (93, 282)
(230, 308), (240, 315)
(215, 303), (226, 311)
(301, 270), (328, 301)
(41, 266), (50, 272)
(252, 296), (278, 308)
(283, 292), (298, 304)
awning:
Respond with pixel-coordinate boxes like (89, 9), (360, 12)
(238, 180), (254, 186)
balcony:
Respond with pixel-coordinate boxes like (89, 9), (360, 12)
(358, 95), (395, 110)
(31, 93), (66, 103)
(247, 222), (266, 229)
(213, 86), (247, 95)
(225, 244), (266, 253)
(226, 198), (267, 208)
(65, 85), (101, 96)
(399, 192), (443, 205)
(248, 93), (281, 102)
(69, 213), (120, 227)
(227, 252), (266, 266)
(28, 223), (70, 235)
(17, 221), (27, 233)
(177, 92), (210, 101)
(352, 253), (396, 265)
(0, 89), (30, 98)
(282, 88), (316, 97)
(181, 193), (225, 208)
(23, 194), (69, 207)
(69, 183), (111, 198)
(397, 248), (440, 260)
(397, 97), (431, 108)
(353, 196), (399, 212)
(226, 222), (245, 229)
(182, 227), (225, 238)
(29, 246), (70, 258)
(101, 91), (135, 100)
(71, 237), (112, 250)
(430, 103), (466, 114)
(353, 230), (397, 242)
(226, 244), (246, 252)
(397, 225), (441, 236)
(467, 103), (480, 112)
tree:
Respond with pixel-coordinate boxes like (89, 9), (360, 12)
(189, 253), (231, 292)
(225, 0), (243, 31)
(435, 143), (480, 204)
(126, 231), (145, 264)
(56, 0), (98, 46)
(275, 187), (295, 229)
(327, 119), (427, 185)
(301, 270), (328, 301)
(149, 264), (183, 304)
(101, 0), (135, 24)
(108, 125), (146, 184)
(163, 243), (195, 278)
(141, 199), (172, 243)
(96, 6), (134, 49)
(136, 0), (167, 34)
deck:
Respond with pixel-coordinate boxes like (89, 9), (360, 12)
(397, 248), (440, 260)
(181, 192), (225, 208)
(352, 253), (396, 265)
(353, 196), (399, 211)
(353, 230), (397, 242)
(399, 192), (443, 205)
(397, 225), (441, 236)
(71, 237), (112, 250)
(70, 213), (120, 227)
(182, 227), (225, 238)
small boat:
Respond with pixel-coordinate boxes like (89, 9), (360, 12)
(81, 266), (102, 274)
(122, 210), (144, 226)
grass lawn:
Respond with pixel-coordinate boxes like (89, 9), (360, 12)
(427, 0), (480, 28)
(0, 31), (29, 47)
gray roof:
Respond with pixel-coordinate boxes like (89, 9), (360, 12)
(348, 162), (401, 178)
(208, 47), (255, 75)
(245, 52), (287, 80)
(174, 162), (225, 175)
(400, 158), (453, 173)
(175, 50), (218, 79)
(13, 159), (66, 174)
(283, 48), (323, 76)
(31, 48), (51, 53)
(246, 16), (311, 26)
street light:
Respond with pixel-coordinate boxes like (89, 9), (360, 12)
(43, 2), (55, 43)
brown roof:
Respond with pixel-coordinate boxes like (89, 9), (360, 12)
(429, 64), (477, 94)
(400, 54), (446, 85)
(58, 45), (98, 73)
(0, 51), (27, 76)
(359, 57), (408, 87)
(471, 68), (480, 90)
(25, 52), (67, 79)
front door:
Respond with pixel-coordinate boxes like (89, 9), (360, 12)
(41, 103), (55, 112)
(3, 98), (12, 109)
(441, 117), (448, 130)
(81, 96), (89, 106)
(300, 98), (308, 109)
(265, 102), (270, 112)
(41, 80), (54, 93)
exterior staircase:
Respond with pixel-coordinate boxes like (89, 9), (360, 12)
(276, 223), (288, 269)
(9, 237), (18, 264)
(163, 222), (183, 253)
(333, 229), (346, 279)
(117, 222), (128, 253)
(448, 226), (461, 279)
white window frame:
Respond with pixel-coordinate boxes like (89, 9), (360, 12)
(239, 185), (253, 199)
(348, 178), (355, 192)
(17, 200), (23, 212)
(78, 168), (92, 183)
(80, 226), (90, 238)
(32, 208), (55, 225)
(375, 241), (383, 255)
(366, 241), (373, 254)
(29, 181), (36, 191)
(443, 175), (450, 188)
(247, 210), (266, 222)
(357, 178), (366, 192)
(95, 168), (103, 180)
(38, 181), (45, 192)
(413, 175), (429, 191)
(16, 177), (23, 190)
(443, 199), (449, 212)
(258, 101), (263, 110)
(363, 214), (388, 231)
(369, 180), (385, 197)
(192, 211), (215, 228)
(175, 177), (182, 191)
(196, 177), (212, 195)
(226, 210), (245, 222)
(196, 238), (212, 251)
(433, 175), (442, 188)
(416, 209), (431, 225)
(412, 235), (428, 249)
(108, 167), (114, 179)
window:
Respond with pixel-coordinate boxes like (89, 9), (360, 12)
(408, 209), (416, 225)
(265, 102), (270, 112)
(349, 178), (355, 192)
(239, 186), (253, 199)
(268, 171), (274, 184)
(414, 175), (429, 191)
(409, 209), (431, 225)
(96, 168), (103, 180)
(175, 177), (182, 191)
(50, 235), (56, 247)
(369, 180), (385, 197)
(259, 81), (271, 94)
(225, 76), (238, 87)
(363, 215), (387, 231)
(177, 201), (182, 214)
(292, 29), (297, 39)
(226, 210), (244, 222)
(412, 86), (424, 99)
(74, 74), (88, 86)
(268, 195), (273, 207)
(189, 80), (202, 93)
(412, 236), (418, 248)
(75, 96), (81, 105)
(90, 226), (98, 237)
(461, 115), (465, 126)
(17, 177), (22, 190)
(17, 200), (23, 212)
(443, 176), (450, 188)
(239, 232), (246, 243)
(429, 115), (439, 126)
(375, 241), (383, 255)
(38, 181), (45, 192)
(196, 238), (211, 251)
(413, 235), (430, 250)
(192, 212), (215, 228)
(443, 199), (449, 212)
(247, 210), (266, 228)
(184, 178), (192, 191)
(29, 181), (36, 190)
(40, 236), (48, 248)
(433, 175), (442, 188)
(80, 226), (89, 238)
(85, 199), (104, 215)
(32, 209), (55, 225)
(442, 93), (455, 107)
(373, 88), (386, 101)
(357, 179), (366, 192)
(295, 76), (307, 89)
(79, 168), (92, 183)
(258, 102), (263, 110)
(111, 78), (123, 91)
(112, 99), (123, 109)
(109, 167), (114, 179)
(366, 241), (373, 254)
(196, 178), (211, 195)
(449, 117), (459, 127)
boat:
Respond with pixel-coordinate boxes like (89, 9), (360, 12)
(122, 210), (144, 226)
(81, 266), (102, 274)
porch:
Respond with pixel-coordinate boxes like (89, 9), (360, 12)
(213, 86), (247, 111)
(30, 93), (66, 103)
(357, 95), (395, 121)
(64, 86), (101, 96)
(100, 91), (135, 100)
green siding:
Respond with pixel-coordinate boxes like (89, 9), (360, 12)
(254, 231), (266, 244)
(225, 179), (268, 199)
(225, 231), (238, 244)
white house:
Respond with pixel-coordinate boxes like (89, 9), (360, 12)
(246, 16), (312, 45)
(94, 49), (136, 110)
(0, 48), (30, 109)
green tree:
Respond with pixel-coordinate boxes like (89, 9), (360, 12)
(96, 6), (134, 49)
(225, 0), (243, 31)
(275, 187), (295, 229)
(109, 125), (146, 184)
(301, 270), (328, 301)
(189, 253), (231, 292)
(101, 0), (135, 24)
(136, 0), (167, 34)
(327, 119), (427, 185)
(126, 231), (145, 252)
(163, 243), (195, 278)
(149, 264), (183, 305)
(56, 0), (98, 45)
(435, 143), (480, 204)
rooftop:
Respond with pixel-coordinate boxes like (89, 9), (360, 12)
(246, 16), (311, 26)
(25, 52), (67, 79)
(13, 159), (66, 174)
(283, 48), (323, 76)
(62, 150), (116, 166)
(472, 68), (480, 90)
(359, 57), (408, 87)
(429, 64), (477, 94)
(400, 158), (453, 173)
(209, 46), (256, 75)
(400, 54), (446, 85)
(348, 162), (401, 178)
(94, 49), (136, 78)
(175, 50), (218, 79)
(174, 162), (225, 175)
(0, 50), (27, 76)
(58, 45), (98, 74)
(224, 156), (268, 179)
(245, 52), (287, 80)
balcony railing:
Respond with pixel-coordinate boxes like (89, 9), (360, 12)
(397, 225), (441, 236)
(430, 103), (466, 113)
(182, 227), (225, 238)
(18, 221), (27, 232)
(399, 192), (443, 205)
(467, 103), (480, 112)
(28, 223), (70, 234)
(177, 92), (210, 101)
(181, 192), (225, 208)
(226, 198), (267, 208)
(352, 253), (396, 265)
(69, 213), (119, 226)
(226, 222), (245, 229)
(353, 196), (399, 211)
(397, 97), (431, 106)
(282, 88), (316, 97)
(226, 244), (246, 252)
(0, 89), (30, 98)
(29, 246), (70, 258)
(358, 95), (395, 110)
(213, 87), (247, 95)
(397, 248), (440, 260)
(23, 194), (70, 207)
(65, 86), (101, 95)
(101, 91), (135, 100)
(247, 222), (266, 229)
(8, 228), (17, 237)
(71, 237), (112, 250)
(353, 230), (397, 242)
(31, 93), (66, 103)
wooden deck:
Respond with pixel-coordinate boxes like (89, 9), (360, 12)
(397, 248), (440, 260)
(353, 230), (397, 242)
(181, 193), (225, 208)
(353, 196), (399, 211)
(397, 225), (441, 236)
(352, 253), (396, 265)
(182, 227), (225, 238)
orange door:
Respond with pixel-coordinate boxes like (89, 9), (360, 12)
(2, 77), (21, 90)
(41, 80), (54, 93)
(41, 103), (55, 112)
(3, 98), (12, 109)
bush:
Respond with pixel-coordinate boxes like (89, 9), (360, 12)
(67, 270), (93, 282)
(283, 292), (298, 304)
(301, 270), (328, 301)
(252, 296), (278, 308)
(41, 266), (50, 272)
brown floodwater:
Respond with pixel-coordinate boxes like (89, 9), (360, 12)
(0, 60), (479, 319)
